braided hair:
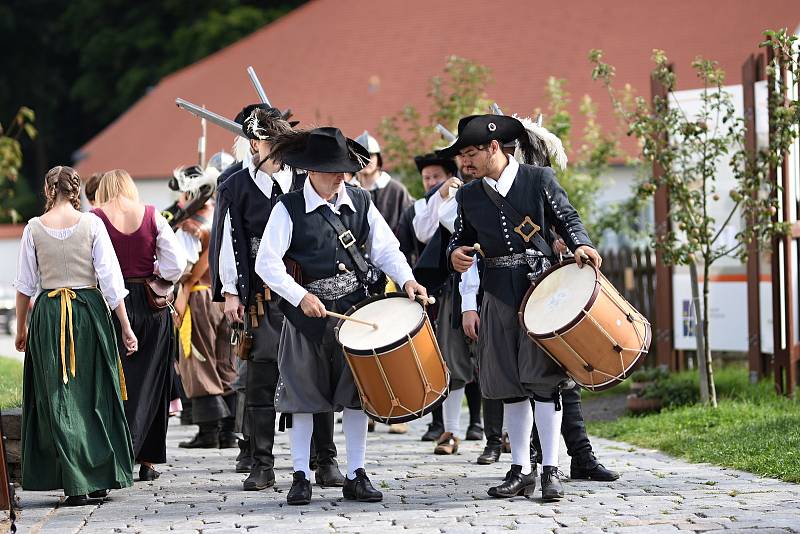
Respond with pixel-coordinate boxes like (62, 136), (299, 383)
(43, 166), (82, 212)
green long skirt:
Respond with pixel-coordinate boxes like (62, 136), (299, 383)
(22, 288), (134, 496)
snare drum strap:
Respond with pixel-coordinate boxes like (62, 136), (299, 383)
(316, 207), (372, 281)
(481, 181), (553, 258)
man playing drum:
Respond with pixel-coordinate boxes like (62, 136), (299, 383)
(256, 126), (428, 505)
(444, 114), (601, 501)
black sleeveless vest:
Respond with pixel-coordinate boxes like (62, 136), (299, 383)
(217, 166), (305, 306)
(278, 184), (374, 342)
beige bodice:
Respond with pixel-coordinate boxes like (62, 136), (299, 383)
(29, 215), (97, 289)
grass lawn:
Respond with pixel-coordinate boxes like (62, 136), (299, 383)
(0, 356), (23, 409)
(587, 366), (800, 483)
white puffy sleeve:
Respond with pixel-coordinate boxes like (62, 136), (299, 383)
(13, 222), (39, 297)
(154, 213), (188, 283)
(88, 214), (129, 309)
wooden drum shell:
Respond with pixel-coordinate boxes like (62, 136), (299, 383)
(337, 294), (450, 424)
(520, 261), (651, 391)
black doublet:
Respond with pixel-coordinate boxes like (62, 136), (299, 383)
(210, 166), (305, 305)
(447, 164), (593, 309)
(278, 184), (374, 342)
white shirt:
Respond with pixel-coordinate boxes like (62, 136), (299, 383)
(14, 213), (129, 309)
(219, 163), (294, 296)
(483, 154), (519, 197)
(438, 196), (459, 234)
(256, 180), (415, 307)
(456, 155), (519, 313)
(175, 229), (201, 267)
(412, 192), (444, 244)
(152, 212), (188, 283)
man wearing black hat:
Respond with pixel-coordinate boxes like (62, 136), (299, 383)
(256, 127), (428, 505)
(210, 107), (345, 492)
(444, 114), (602, 501)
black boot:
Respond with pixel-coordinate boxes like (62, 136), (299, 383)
(342, 468), (383, 502)
(219, 394), (238, 448)
(242, 407), (276, 490)
(287, 471), (312, 505)
(559, 387), (618, 481)
(243, 361), (278, 491)
(477, 445), (501, 465)
(465, 381), (483, 440)
(570, 454), (620, 481)
(235, 437), (253, 473)
(311, 412), (344, 487)
(179, 422), (220, 449)
(541, 465), (564, 501)
(487, 464), (536, 498)
(88, 489), (109, 499)
(421, 405), (444, 441)
(179, 398), (193, 425)
(482, 397), (503, 449)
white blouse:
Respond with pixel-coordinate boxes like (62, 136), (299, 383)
(13, 213), (129, 309)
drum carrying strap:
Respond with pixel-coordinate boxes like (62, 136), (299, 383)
(317, 207), (372, 284)
(481, 181), (553, 258)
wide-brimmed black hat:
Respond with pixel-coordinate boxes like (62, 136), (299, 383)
(414, 153), (457, 175)
(436, 115), (525, 158)
(270, 127), (371, 173)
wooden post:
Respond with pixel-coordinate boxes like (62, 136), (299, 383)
(651, 70), (678, 371)
(742, 53), (767, 383)
(769, 45), (799, 396)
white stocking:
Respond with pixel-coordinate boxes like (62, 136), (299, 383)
(342, 408), (368, 479)
(442, 387), (465, 438)
(289, 413), (314, 478)
(503, 400), (533, 475)
(534, 400), (563, 467)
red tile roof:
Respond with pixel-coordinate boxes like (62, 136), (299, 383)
(74, 0), (800, 179)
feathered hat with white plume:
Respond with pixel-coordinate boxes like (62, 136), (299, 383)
(171, 165), (220, 201)
(513, 114), (568, 171)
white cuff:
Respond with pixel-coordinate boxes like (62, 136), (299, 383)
(461, 294), (478, 313)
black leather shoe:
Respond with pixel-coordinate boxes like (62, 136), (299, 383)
(421, 421), (444, 442)
(287, 471), (312, 505)
(465, 423), (484, 441)
(88, 489), (109, 499)
(477, 445), (502, 465)
(218, 431), (238, 449)
(541, 466), (564, 501)
(139, 465), (160, 481)
(487, 464), (537, 498)
(64, 495), (92, 506)
(315, 463), (346, 487)
(570, 461), (620, 481)
(179, 431), (219, 449)
(243, 465), (275, 491)
(342, 468), (383, 502)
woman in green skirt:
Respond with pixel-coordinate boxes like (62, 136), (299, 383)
(13, 166), (138, 506)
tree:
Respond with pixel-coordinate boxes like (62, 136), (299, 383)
(589, 32), (799, 405)
(0, 107), (37, 222)
(378, 56), (492, 197)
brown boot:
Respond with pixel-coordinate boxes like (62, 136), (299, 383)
(434, 432), (460, 455)
(388, 423), (408, 434)
(501, 432), (511, 454)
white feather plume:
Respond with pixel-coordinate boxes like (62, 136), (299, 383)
(232, 136), (250, 162)
(513, 115), (568, 171)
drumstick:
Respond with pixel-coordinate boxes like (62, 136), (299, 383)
(469, 243), (482, 257)
(415, 295), (436, 306)
(326, 310), (378, 329)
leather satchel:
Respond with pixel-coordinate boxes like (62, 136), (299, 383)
(144, 276), (175, 310)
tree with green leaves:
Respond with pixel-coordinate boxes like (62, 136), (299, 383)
(589, 31), (799, 405)
(0, 107), (37, 222)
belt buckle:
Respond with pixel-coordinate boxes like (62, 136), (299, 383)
(514, 216), (541, 243)
(338, 230), (356, 249)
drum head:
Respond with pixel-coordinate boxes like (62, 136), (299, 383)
(338, 295), (425, 353)
(523, 263), (597, 336)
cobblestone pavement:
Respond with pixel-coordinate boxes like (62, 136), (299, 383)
(8, 413), (800, 533)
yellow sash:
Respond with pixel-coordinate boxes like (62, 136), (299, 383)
(47, 288), (77, 384)
(179, 285), (210, 358)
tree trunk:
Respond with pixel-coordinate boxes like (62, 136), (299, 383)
(702, 260), (718, 407)
(689, 261), (709, 403)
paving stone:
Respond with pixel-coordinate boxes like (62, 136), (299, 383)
(5, 411), (800, 533)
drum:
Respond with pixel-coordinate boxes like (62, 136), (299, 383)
(335, 293), (449, 423)
(519, 259), (651, 391)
